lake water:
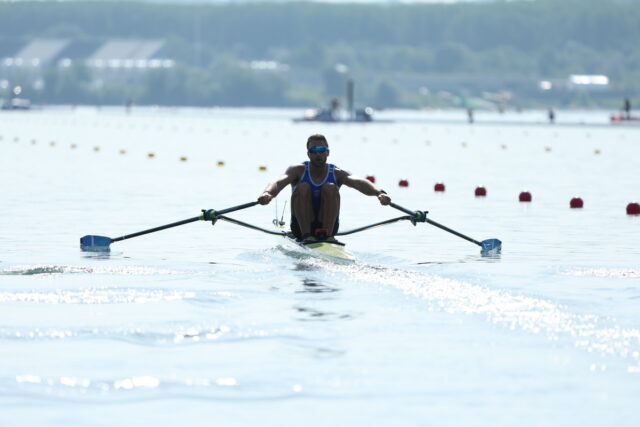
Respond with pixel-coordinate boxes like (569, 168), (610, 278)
(1, 106), (639, 426)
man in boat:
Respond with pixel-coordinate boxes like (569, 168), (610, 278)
(258, 134), (391, 243)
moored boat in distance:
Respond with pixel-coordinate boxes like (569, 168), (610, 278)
(610, 114), (640, 124)
(293, 105), (377, 123)
(293, 79), (391, 123)
(1, 97), (31, 110)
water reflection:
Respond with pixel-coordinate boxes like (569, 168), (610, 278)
(416, 253), (501, 265)
(296, 279), (339, 294)
(293, 305), (354, 322)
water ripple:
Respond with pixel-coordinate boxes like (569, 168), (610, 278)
(561, 268), (640, 279)
(0, 288), (203, 304)
(0, 264), (182, 276)
(0, 324), (314, 348)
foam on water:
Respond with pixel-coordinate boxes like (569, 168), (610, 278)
(0, 264), (182, 276)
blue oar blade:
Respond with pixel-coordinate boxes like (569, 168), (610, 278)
(480, 238), (502, 254)
(80, 235), (112, 252)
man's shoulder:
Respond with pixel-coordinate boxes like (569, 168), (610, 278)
(333, 166), (351, 177)
(285, 163), (306, 175)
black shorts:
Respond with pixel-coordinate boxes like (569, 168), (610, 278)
(290, 215), (340, 239)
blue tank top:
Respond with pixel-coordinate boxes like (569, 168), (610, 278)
(296, 161), (339, 212)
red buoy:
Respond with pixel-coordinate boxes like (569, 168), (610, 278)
(398, 179), (409, 187)
(366, 175), (376, 183)
(434, 182), (445, 192)
(627, 202), (640, 215)
(519, 191), (532, 202)
(474, 186), (487, 197)
(570, 197), (584, 208)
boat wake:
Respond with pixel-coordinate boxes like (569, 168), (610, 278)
(297, 258), (640, 372)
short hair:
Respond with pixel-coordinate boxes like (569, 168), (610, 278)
(307, 134), (328, 148)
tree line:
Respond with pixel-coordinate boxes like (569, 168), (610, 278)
(0, 0), (638, 108)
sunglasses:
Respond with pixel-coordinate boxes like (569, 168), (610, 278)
(308, 145), (328, 154)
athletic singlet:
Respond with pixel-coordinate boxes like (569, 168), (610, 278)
(294, 161), (339, 212)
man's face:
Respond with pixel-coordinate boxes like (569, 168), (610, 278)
(307, 141), (329, 167)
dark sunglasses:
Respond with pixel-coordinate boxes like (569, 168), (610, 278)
(308, 145), (328, 154)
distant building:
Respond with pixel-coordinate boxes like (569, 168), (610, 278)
(2, 38), (70, 68)
(567, 74), (609, 91)
(86, 39), (172, 70)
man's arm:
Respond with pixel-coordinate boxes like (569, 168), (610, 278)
(336, 169), (391, 205)
(258, 164), (303, 205)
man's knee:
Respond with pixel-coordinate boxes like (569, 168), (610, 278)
(292, 182), (311, 199)
(321, 183), (339, 199)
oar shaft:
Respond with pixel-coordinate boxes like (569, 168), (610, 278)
(218, 215), (287, 236)
(389, 202), (415, 216)
(111, 201), (259, 243)
(216, 201), (259, 215)
(110, 216), (201, 243)
(337, 216), (411, 236)
(425, 218), (482, 247)
(390, 202), (482, 247)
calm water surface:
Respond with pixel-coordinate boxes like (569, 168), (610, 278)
(1, 107), (639, 426)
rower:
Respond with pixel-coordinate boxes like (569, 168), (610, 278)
(258, 134), (391, 243)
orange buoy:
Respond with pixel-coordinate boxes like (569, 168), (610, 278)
(474, 186), (487, 197)
(434, 182), (445, 192)
(519, 191), (532, 202)
(627, 202), (640, 215)
(366, 175), (376, 183)
(570, 197), (584, 208)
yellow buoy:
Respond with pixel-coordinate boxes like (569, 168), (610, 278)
(501, 144), (507, 150)
(93, 146), (100, 152)
(217, 160), (225, 166)
(148, 152), (155, 159)
(180, 156), (188, 162)
(119, 149), (126, 155)
(594, 149), (601, 155)
(259, 165), (267, 171)
(544, 146), (552, 152)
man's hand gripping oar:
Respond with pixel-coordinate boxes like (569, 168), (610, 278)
(389, 202), (502, 254)
(80, 201), (259, 252)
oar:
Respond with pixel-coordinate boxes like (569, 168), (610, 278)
(80, 201), (259, 252)
(390, 202), (502, 253)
